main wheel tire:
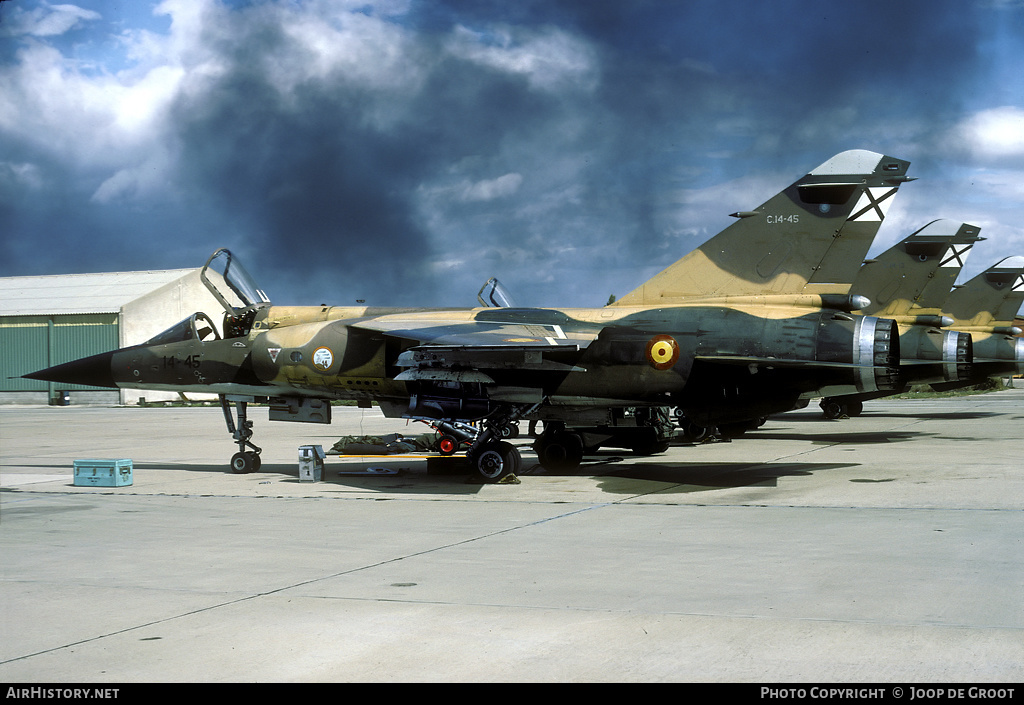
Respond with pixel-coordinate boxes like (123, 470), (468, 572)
(535, 432), (584, 472)
(472, 441), (520, 482)
(683, 421), (710, 442)
(820, 399), (846, 420)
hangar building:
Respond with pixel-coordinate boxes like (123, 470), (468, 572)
(1, 268), (225, 405)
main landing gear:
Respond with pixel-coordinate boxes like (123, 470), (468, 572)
(465, 405), (535, 483)
(819, 398), (863, 420)
(220, 394), (263, 473)
(470, 440), (521, 483)
(532, 423), (584, 472)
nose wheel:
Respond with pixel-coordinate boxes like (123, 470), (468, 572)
(220, 395), (263, 473)
(230, 451), (261, 473)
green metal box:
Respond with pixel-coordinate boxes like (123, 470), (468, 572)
(73, 459), (133, 487)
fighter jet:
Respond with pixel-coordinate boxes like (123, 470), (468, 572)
(816, 220), (983, 418)
(623, 148), (914, 440)
(25, 150), (914, 482)
(931, 256), (1024, 391)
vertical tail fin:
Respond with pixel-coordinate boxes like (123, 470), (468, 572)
(612, 150), (912, 306)
(944, 257), (1024, 329)
(853, 220), (983, 321)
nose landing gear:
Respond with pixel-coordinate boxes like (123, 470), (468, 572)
(220, 394), (263, 473)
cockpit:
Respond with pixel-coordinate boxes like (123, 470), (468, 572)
(142, 249), (271, 346)
(143, 311), (222, 346)
(200, 248), (271, 338)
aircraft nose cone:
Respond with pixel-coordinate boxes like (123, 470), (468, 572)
(22, 350), (118, 389)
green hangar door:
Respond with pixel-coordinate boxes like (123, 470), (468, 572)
(1, 314), (120, 403)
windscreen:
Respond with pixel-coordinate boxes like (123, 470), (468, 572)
(200, 248), (271, 314)
(477, 277), (518, 308)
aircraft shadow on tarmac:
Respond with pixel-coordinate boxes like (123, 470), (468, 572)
(0, 421), (958, 496)
(778, 410), (1002, 422)
(117, 457), (858, 496)
(735, 429), (928, 444)
(870, 411), (1008, 421)
(529, 456), (860, 493)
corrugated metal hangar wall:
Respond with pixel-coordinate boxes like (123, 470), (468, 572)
(1, 313), (120, 401)
(1, 268), (225, 405)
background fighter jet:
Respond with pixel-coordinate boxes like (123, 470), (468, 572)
(932, 256), (1024, 391)
(26, 150), (914, 482)
(816, 220), (983, 418)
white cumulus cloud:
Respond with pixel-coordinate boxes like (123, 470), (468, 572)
(955, 106), (1024, 159)
(2, 2), (101, 37)
(445, 24), (599, 93)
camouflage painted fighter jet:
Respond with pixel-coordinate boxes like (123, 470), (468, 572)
(816, 220), (983, 418)
(25, 150), (915, 481)
(931, 256), (1024, 391)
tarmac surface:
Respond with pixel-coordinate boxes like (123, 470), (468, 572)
(1, 391), (1022, 682)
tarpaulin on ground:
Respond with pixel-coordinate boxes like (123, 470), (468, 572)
(330, 432), (441, 455)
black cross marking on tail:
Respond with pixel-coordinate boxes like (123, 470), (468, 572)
(941, 244), (972, 268)
(1014, 275), (1024, 292)
(847, 187), (897, 223)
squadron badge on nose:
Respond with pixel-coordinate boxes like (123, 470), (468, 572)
(312, 346), (334, 371)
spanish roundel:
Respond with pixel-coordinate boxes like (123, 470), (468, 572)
(645, 334), (679, 370)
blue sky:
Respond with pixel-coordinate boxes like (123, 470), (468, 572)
(3, 0), (1024, 309)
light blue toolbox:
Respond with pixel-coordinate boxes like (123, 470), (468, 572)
(73, 459), (133, 487)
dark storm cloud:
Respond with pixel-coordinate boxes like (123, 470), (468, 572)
(404, 0), (994, 266)
(2, 0), (1024, 311)
(171, 61), (439, 299)
(163, 5), (591, 305)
